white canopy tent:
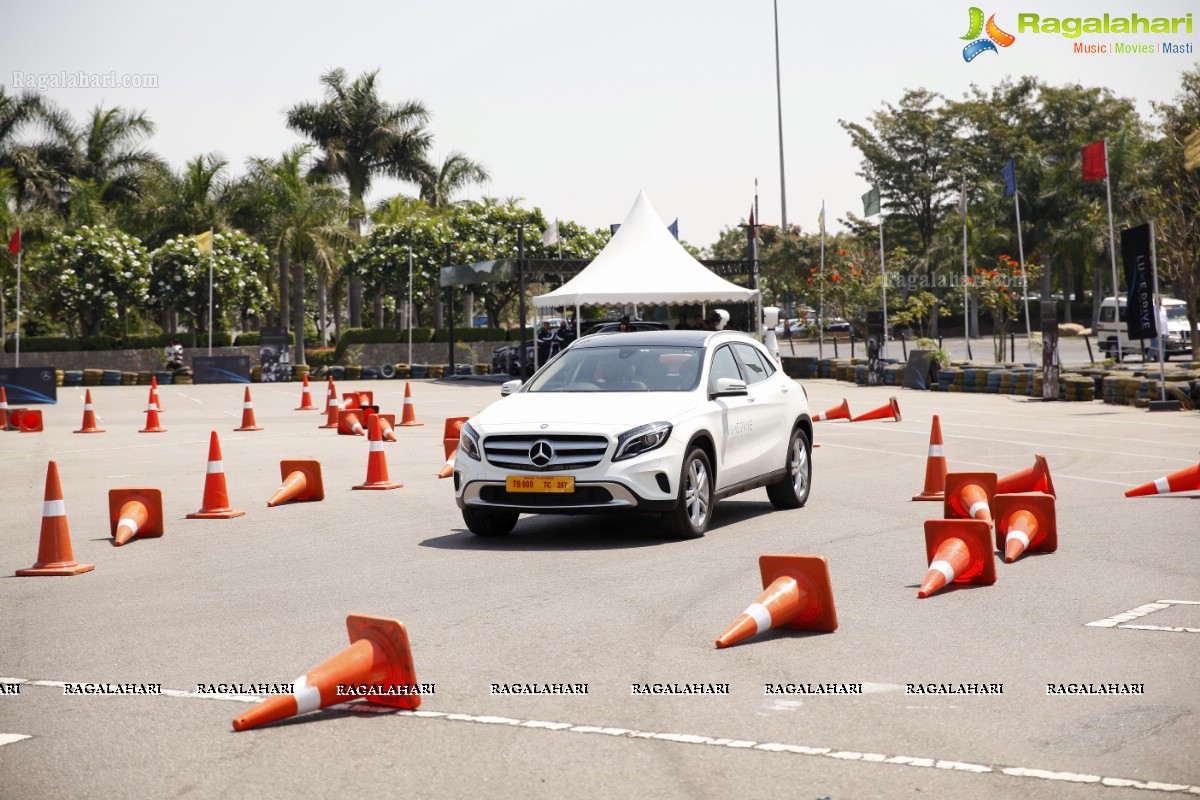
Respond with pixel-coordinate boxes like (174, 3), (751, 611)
(532, 191), (758, 316)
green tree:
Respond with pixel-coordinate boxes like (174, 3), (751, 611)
(0, 87), (74, 210)
(69, 106), (163, 208)
(418, 151), (490, 208)
(287, 68), (433, 328)
(149, 231), (269, 339)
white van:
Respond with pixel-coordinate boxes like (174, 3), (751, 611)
(1096, 296), (1192, 360)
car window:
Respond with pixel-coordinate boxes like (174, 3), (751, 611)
(708, 345), (742, 391)
(1099, 306), (1114, 323)
(731, 343), (774, 384)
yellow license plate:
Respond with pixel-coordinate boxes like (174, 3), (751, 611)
(506, 475), (575, 493)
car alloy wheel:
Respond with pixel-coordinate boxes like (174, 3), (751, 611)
(767, 427), (812, 510)
(666, 447), (712, 539)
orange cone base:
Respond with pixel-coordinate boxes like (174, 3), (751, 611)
(943, 472), (997, 523)
(353, 480), (404, 491)
(236, 423), (264, 431)
(109, 488), (164, 546)
(232, 614), (419, 732)
(993, 492), (1057, 563)
(74, 428), (106, 433)
(997, 454), (1055, 498)
(16, 562), (95, 576)
(851, 396), (901, 423)
(16, 409), (45, 432)
(268, 461), (325, 506)
(919, 519), (997, 598)
(912, 491), (944, 502)
(715, 555), (837, 648)
(186, 508), (246, 519)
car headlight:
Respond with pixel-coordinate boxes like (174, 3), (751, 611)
(613, 421), (672, 462)
(459, 422), (481, 461)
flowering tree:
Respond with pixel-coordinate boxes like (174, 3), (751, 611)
(805, 247), (889, 338)
(969, 255), (1041, 361)
(150, 231), (269, 333)
(29, 224), (150, 338)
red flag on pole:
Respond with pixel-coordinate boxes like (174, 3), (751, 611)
(1082, 140), (1107, 182)
(7, 228), (19, 255)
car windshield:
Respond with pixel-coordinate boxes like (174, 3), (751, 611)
(525, 345), (705, 392)
(1165, 305), (1187, 320)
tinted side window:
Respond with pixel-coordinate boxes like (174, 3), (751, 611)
(708, 346), (742, 391)
(731, 343), (772, 385)
(1099, 307), (1114, 323)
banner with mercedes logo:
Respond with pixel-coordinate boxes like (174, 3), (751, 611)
(1120, 223), (1157, 340)
(0, 367), (58, 404)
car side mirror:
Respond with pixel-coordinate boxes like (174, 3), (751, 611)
(500, 379), (523, 397)
(710, 377), (748, 398)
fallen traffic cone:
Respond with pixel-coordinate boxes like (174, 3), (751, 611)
(140, 387), (167, 433)
(17, 408), (43, 432)
(993, 492), (1057, 563)
(295, 374), (319, 411)
(235, 387), (264, 431)
(812, 399), (850, 422)
(397, 383), (423, 427)
(366, 412), (397, 442)
(912, 415), (946, 501)
(997, 454), (1055, 498)
(943, 472), (997, 524)
(320, 396), (341, 429)
(715, 555), (837, 648)
(74, 389), (106, 433)
(186, 431), (246, 519)
(109, 488), (164, 546)
(15, 461), (94, 576)
(1124, 462), (1200, 498)
(918, 519), (996, 598)
(851, 396), (901, 423)
(151, 375), (164, 413)
(0, 386), (8, 429)
(438, 416), (469, 478)
(267, 461), (325, 507)
(338, 409), (366, 436)
(342, 391), (373, 410)
(353, 416), (404, 490)
(6, 407), (25, 431)
(231, 614), (420, 732)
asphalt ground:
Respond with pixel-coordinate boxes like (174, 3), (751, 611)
(1, 378), (1197, 799)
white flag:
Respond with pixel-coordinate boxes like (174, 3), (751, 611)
(542, 220), (559, 246)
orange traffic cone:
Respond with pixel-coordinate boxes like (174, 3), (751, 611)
(715, 555), (837, 648)
(912, 415), (946, 501)
(323, 376), (338, 413)
(232, 614), (420, 732)
(74, 389), (106, 433)
(993, 492), (1057, 563)
(235, 387), (264, 431)
(998, 454), (1055, 498)
(342, 391), (373, 410)
(353, 416), (404, 490)
(140, 386), (167, 433)
(812, 399), (850, 422)
(16, 461), (94, 576)
(109, 488), (164, 546)
(151, 375), (164, 413)
(17, 408), (43, 432)
(320, 396), (341, 429)
(295, 374), (319, 411)
(1124, 463), (1200, 498)
(364, 411), (396, 442)
(267, 461), (325, 507)
(338, 409), (366, 436)
(397, 383), (423, 427)
(851, 396), (901, 423)
(186, 431), (246, 519)
(943, 472), (997, 524)
(0, 386), (9, 429)
(438, 417), (469, 478)
(918, 519), (996, 598)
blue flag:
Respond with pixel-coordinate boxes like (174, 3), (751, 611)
(668, 219), (679, 240)
(1000, 158), (1017, 197)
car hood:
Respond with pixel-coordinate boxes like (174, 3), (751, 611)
(474, 391), (701, 431)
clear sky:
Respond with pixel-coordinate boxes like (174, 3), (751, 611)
(3, 0), (1197, 248)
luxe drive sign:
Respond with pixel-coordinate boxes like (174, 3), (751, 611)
(1120, 223), (1157, 341)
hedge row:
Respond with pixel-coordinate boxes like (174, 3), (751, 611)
(5, 332), (236, 352)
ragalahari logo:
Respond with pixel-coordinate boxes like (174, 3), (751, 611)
(962, 7), (1016, 61)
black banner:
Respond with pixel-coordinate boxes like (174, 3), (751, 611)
(0, 366), (58, 404)
(1121, 224), (1156, 340)
(259, 326), (290, 382)
(192, 355), (251, 384)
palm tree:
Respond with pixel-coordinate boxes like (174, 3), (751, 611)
(0, 87), (73, 210)
(286, 68), (432, 328)
(132, 153), (230, 248)
(418, 151), (490, 208)
(70, 106), (163, 207)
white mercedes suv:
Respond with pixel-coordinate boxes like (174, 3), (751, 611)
(453, 329), (813, 538)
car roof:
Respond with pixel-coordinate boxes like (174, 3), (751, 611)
(569, 329), (751, 349)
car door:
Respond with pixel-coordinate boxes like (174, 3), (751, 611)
(707, 344), (758, 490)
(730, 342), (790, 476)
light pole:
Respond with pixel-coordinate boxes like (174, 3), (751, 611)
(773, 0), (788, 232)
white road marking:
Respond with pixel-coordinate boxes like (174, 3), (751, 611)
(0, 734), (31, 747)
(8, 677), (1199, 795)
(1087, 600), (1200, 633)
(174, 392), (205, 405)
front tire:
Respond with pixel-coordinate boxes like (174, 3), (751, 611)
(463, 507), (519, 536)
(766, 427), (812, 510)
(665, 447), (713, 539)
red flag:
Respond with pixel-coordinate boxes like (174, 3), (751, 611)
(1082, 140), (1107, 182)
(7, 228), (18, 256)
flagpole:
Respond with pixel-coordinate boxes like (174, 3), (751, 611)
(773, 0), (788, 232)
(14, 241), (21, 368)
(407, 229), (414, 367)
(961, 175), (972, 360)
(1103, 139), (1121, 348)
(1013, 177), (1031, 359)
(207, 227), (215, 356)
(818, 200), (825, 360)
(753, 182), (762, 341)
(556, 218), (562, 260)
(878, 203), (887, 358)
